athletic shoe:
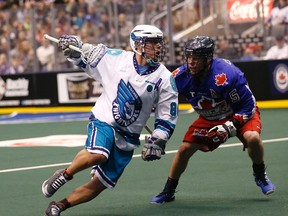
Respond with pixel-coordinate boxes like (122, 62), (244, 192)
(44, 201), (63, 216)
(150, 189), (175, 204)
(42, 169), (71, 198)
(254, 172), (275, 195)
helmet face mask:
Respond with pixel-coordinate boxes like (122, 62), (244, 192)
(130, 25), (166, 66)
(184, 36), (215, 77)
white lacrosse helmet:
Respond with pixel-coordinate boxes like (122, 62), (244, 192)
(130, 25), (165, 66)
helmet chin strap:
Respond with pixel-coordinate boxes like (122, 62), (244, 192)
(141, 48), (159, 67)
(134, 43), (159, 67)
(146, 58), (159, 67)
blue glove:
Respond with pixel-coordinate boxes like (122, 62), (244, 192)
(58, 35), (83, 58)
(141, 136), (166, 161)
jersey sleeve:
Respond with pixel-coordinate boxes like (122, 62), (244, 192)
(225, 65), (256, 126)
(67, 43), (108, 80)
(152, 74), (179, 141)
(172, 64), (189, 94)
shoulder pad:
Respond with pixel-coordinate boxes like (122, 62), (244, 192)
(107, 49), (123, 56)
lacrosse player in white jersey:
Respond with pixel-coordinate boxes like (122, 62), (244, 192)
(42, 24), (178, 216)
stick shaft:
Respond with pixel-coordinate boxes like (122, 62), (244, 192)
(144, 125), (153, 134)
(44, 34), (59, 43)
(43, 34), (82, 53)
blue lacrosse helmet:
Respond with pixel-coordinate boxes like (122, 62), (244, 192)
(184, 36), (215, 59)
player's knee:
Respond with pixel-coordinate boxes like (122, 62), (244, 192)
(178, 142), (198, 157)
(244, 131), (261, 146)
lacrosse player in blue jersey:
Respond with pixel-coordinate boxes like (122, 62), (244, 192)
(42, 25), (178, 215)
(151, 36), (275, 204)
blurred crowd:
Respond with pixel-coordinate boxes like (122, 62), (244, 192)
(0, 0), (287, 75)
(1, 0), (194, 74)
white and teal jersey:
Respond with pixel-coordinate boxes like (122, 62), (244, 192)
(77, 47), (178, 150)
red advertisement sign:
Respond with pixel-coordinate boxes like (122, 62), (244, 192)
(228, 0), (274, 23)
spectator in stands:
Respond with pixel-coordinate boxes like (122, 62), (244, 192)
(55, 8), (70, 32)
(72, 9), (86, 30)
(266, 0), (288, 36)
(0, 38), (9, 55)
(10, 55), (24, 73)
(262, 35), (288, 60)
(100, 11), (111, 33)
(266, 0), (288, 27)
(36, 39), (55, 72)
(117, 13), (134, 44)
(23, 49), (36, 73)
(80, 16), (100, 43)
(173, 9), (184, 33)
(217, 39), (240, 61)
(65, 0), (88, 16)
(137, 1), (157, 25)
(9, 40), (21, 59)
(0, 54), (16, 74)
(122, 0), (142, 14)
(10, 40), (31, 73)
(239, 45), (259, 61)
(54, 26), (74, 70)
(181, 0), (200, 29)
(95, 24), (111, 44)
(85, 5), (102, 26)
(65, 0), (79, 15)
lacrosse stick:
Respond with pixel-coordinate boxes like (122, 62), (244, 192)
(43, 34), (83, 54)
(144, 125), (153, 134)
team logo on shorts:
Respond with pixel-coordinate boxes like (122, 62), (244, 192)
(273, 64), (288, 93)
(112, 79), (142, 127)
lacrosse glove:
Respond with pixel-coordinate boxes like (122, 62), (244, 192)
(207, 121), (237, 144)
(141, 136), (166, 161)
(58, 35), (83, 58)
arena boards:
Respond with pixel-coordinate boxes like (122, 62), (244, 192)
(0, 100), (287, 115)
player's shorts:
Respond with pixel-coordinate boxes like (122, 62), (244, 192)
(183, 107), (262, 152)
(85, 118), (133, 189)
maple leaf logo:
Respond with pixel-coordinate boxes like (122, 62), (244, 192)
(215, 73), (228, 86)
(279, 73), (287, 84)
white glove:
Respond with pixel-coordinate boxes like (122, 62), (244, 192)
(208, 121), (237, 144)
(141, 136), (166, 161)
(58, 35), (83, 58)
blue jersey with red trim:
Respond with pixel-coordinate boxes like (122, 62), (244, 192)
(173, 57), (256, 123)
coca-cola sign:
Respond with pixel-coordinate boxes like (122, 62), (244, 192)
(228, 0), (273, 23)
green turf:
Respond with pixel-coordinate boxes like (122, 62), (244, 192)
(0, 109), (287, 216)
